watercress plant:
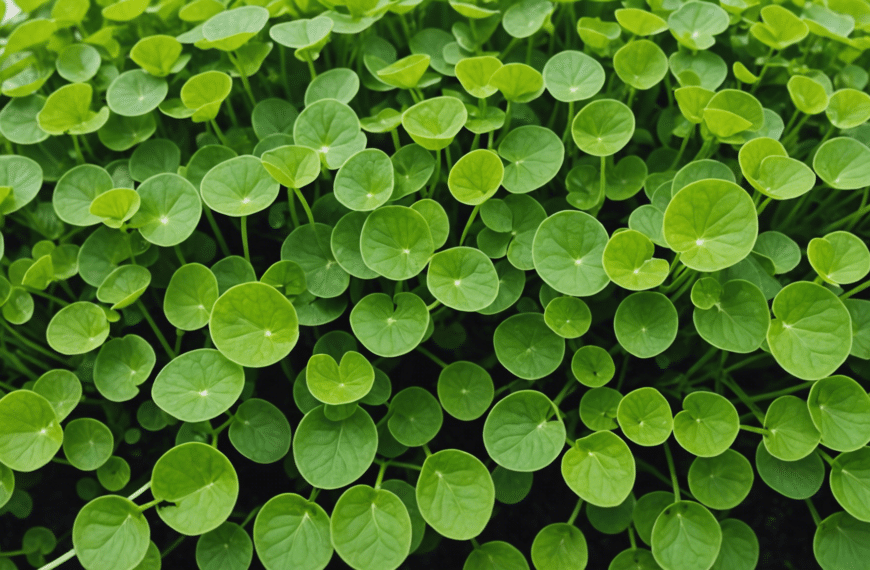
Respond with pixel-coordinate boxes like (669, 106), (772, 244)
(0, 0), (869, 569)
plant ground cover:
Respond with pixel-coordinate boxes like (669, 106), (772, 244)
(1, 0), (870, 569)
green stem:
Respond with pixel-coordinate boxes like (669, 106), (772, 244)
(209, 120), (231, 147)
(137, 498), (162, 512)
(746, 382), (810, 403)
(26, 288), (69, 306)
(663, 441), (680, 502)
(567, 498), (583, 526)
(0, 550), (27, 557)
(293, 188), (316, 226)
(628, 526), (638, 550)
(562, 100), (575, 145)
(686, 346), (718, 378)
(816, 448), (835, 466)
(600, 155), (606, 202)
(426, 300), (441, 311)
(136, 300), (176, 360)
(229, 51), (257, 108)
(203, 207), (231, 257)
(70, 135), (85, 165)
(374, 461), (388, 489)
(756, 196), (773, 216)
(417, 346), (448, 368)
(174, 245), (187, 265)
(36, 549), (76, 570)
(669, 125), (693, 170)
(750, 47), (776, 93)
(552, 379), (577, 407)
(174, 330), (184, 356)
(459, 204), (480, 247)
(0, 320), (67, 365)
(722, 376), (765, 424)
(309, 487), (320, 502)
(391, 130), (402, 152)
(240, 505), (262, 528)
(805, 498), (821, 526)
(739, 424), (770, 436)
(428, 149), (441, 198)
(306, 57), (317, 80)
(279, 45), (290, 99)
(375, 458), (422, 471)
(840, 279), (870, 300)
(825, 189), (870, 232)
(422, 444), (433, 457)
(128, 481), (153, 501)
(241, 216), (250, 264)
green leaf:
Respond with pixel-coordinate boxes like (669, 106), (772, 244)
(543, 50), (605, 102)
(614, 292), (678, 358)
(152, 348), (245, 422)
(201, 155), (279, 217)
(615, 8), (669, 36)
(416, 449), (495, 540)
(807, 375), (870, 452)
(306, 68), (360, 105)
(493, 313), (565, 380)
(813, 137), (870, 190)
(253, 493), (333, 570)
(201, 6), (269, 51)
(673, 391), (739, 457)
(56, 44), (101, 83)
(614, 40), (668, 90)
(360, 205), (434, 280)
(210, 282), (299, 368)
(294, 98), (365, 169)
(531, 523), (589, 570)
(668, 1), (729, 50)
(63, 418), (113, 471)
(306, 351), (374, 405)
(96, 456), (130, 492)
(712, 518), (759, 570)
(130, 173), (202, 247)
(437, 361), (494, 421)
(37, 83), (109, 135)
(651, 501), (722, 570)
(809, 231), (870, 286)
(826, 88), (870, 129)
(0, 390), (62, 472)
(427, 247), (499, 312)
(377, 54), (430, 89)
(46, 301), (110, 355)
(571, 99), (635, 157)
(334, 149), (394, 211)
(562, 431), (635, 507)
(32, 369), (82, 421)
(227, 398), (291, 464)
(391, 144), (435, 200)
(497, 126), (564, 195)
(388, 387), (443, 447)
(448, 149), (503, 206)
(763, 395), (821, 461)
(693, 279), (770, 353)
(151, 442), (239, 536)
(814, 512), (870, 570)
(787, 75), (829, 115)
(293, 405), (377, 489)
(571, 345), (615, 387)
(617, 387), (673, 446)
(465, 540), (530, 570)
(350, 292), (429, 357)
(664, 179), (758, 272)
(603, 229), (669, 291)
(96, 265), (150, 309)
(282, 223), (350, 298)
(164, 263), (219, 331)
(755, 440), (824, 499)
(107, 70), (168, 117)
(767, 282), (852, 381)
(0, 155), (42, 215)
(455, 56), (502, 98)
(331, 485), (412, 570)
(580, 387), (623, 431)
(73, 496), (150, 570)
(533, 211), (609, 297)
(0, 95), (49, 145)
(750, 5), (808, 50)
(633, 491), (674, 546)
(483, 390), (565, 472)
(401, 96), (467, 151)
(544, 296), (591, 339)
(196, 522), (253, 570)
(490, 63), (545, 103)
(131, 35), (183, 77)
(180, 71), (232, 123)
(688, 449), (754, 510)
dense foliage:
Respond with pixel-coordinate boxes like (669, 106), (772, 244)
(1, 0), (870, 569)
